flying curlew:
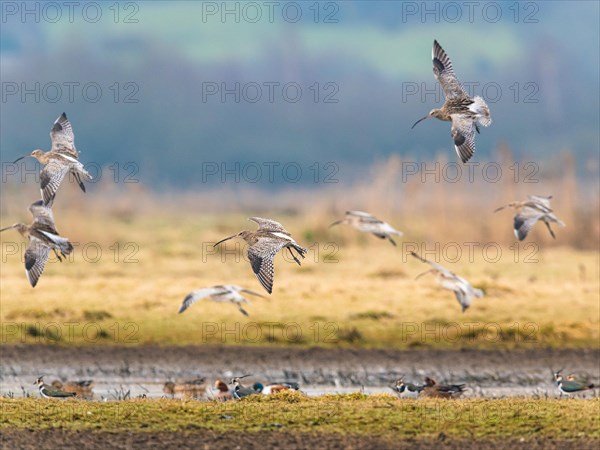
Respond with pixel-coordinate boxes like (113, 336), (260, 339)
(329, 211), (403, 246)
(411, 251), (483, 312)
(13, 113), (92, 205)
(420, 377), (466, 399)
(412, 40), (492, 163)
(494, 195), (565, 241)
(34, 376), (76, 399)
(213, 217), (307, 294)
(0, 200), (73, 287)
(178, 285), (265, 317)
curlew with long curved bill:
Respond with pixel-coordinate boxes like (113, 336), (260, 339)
(213, 217), (307, 294)
(411, 40), (492, 163)
(329, 211), (403, 246)
(13, 113), (92, 205)
(494, 195), (565, 241)
(178, 285), (265, 316)
(0, 200), (73, 287)
(411, 251), (483, 312)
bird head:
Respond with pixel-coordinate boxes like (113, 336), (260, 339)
(229, 374), (251, 386)
(33, 376), (44, 387)
(553, 368), (565, 382)
(411, 109), (442, 129)
(213, 231), (248, 247)
(0, 223), (26, 235)
(13, 149), (43, 163)
(214, 380), (229, 392)
(424, 377), (436, 386)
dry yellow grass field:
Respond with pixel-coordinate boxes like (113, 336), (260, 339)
(1, 153), (598, 348)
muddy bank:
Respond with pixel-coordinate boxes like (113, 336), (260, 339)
(1, 345), (598, 386)
(1, 429), (597, 450)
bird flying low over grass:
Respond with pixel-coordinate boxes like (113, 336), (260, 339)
(178, 285), (265, 316)
(0, 200), (73, 287)
(213, 217), (307, 294)
(411, 251), (483, 312)
(13, 113), (92, 206)
(494, 195), (565, 241)
(329, 211), (403, 246)
(412, 40), (492, 163)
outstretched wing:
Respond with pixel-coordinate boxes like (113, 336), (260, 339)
(231, 286), (266, 298)
(24, 237), (51, 287)
(453, 288), (471, 312)
(39, 158), (73, 206)
(29, 200), (58, 230)
(432, 40), (468, 99)
(50, 113), (78, 157)
(346, 211), (381, 223)
(410, 251), (455, 278)
(514, 207), (543, 241)
(247, 238), (289, 294)
(248, 217), (288, 233)
(450, 114), (476, 163)
(178, 287), (224, 313)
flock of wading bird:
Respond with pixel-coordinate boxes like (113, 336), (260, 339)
(2, 40), (584, 400)
(30, 368), (595, 401)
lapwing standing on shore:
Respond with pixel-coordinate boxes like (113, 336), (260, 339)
(178, 285), (265, 317)
(411, 40), (492, 163)
(391, 378), (424, 398)
(230, 375), (261, 399)
(329, 211), (403, 246)
(0, 200), (73, 287)
(494, 195), (565, 241)
(554, 370), (595, 397)
(214, 217), (308, 294)
(411, 251), (483, 312)
(34, 376), (76, 399)
(12, 113), (92, 205)
(420, 377), (466, 399)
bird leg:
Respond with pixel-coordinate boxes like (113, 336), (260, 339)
(52, 249), (63, 262)
(287, 247), (302, 265)
(544, 221), (556, 239)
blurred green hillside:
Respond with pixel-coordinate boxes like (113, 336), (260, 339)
(1, 1), (598, 187)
